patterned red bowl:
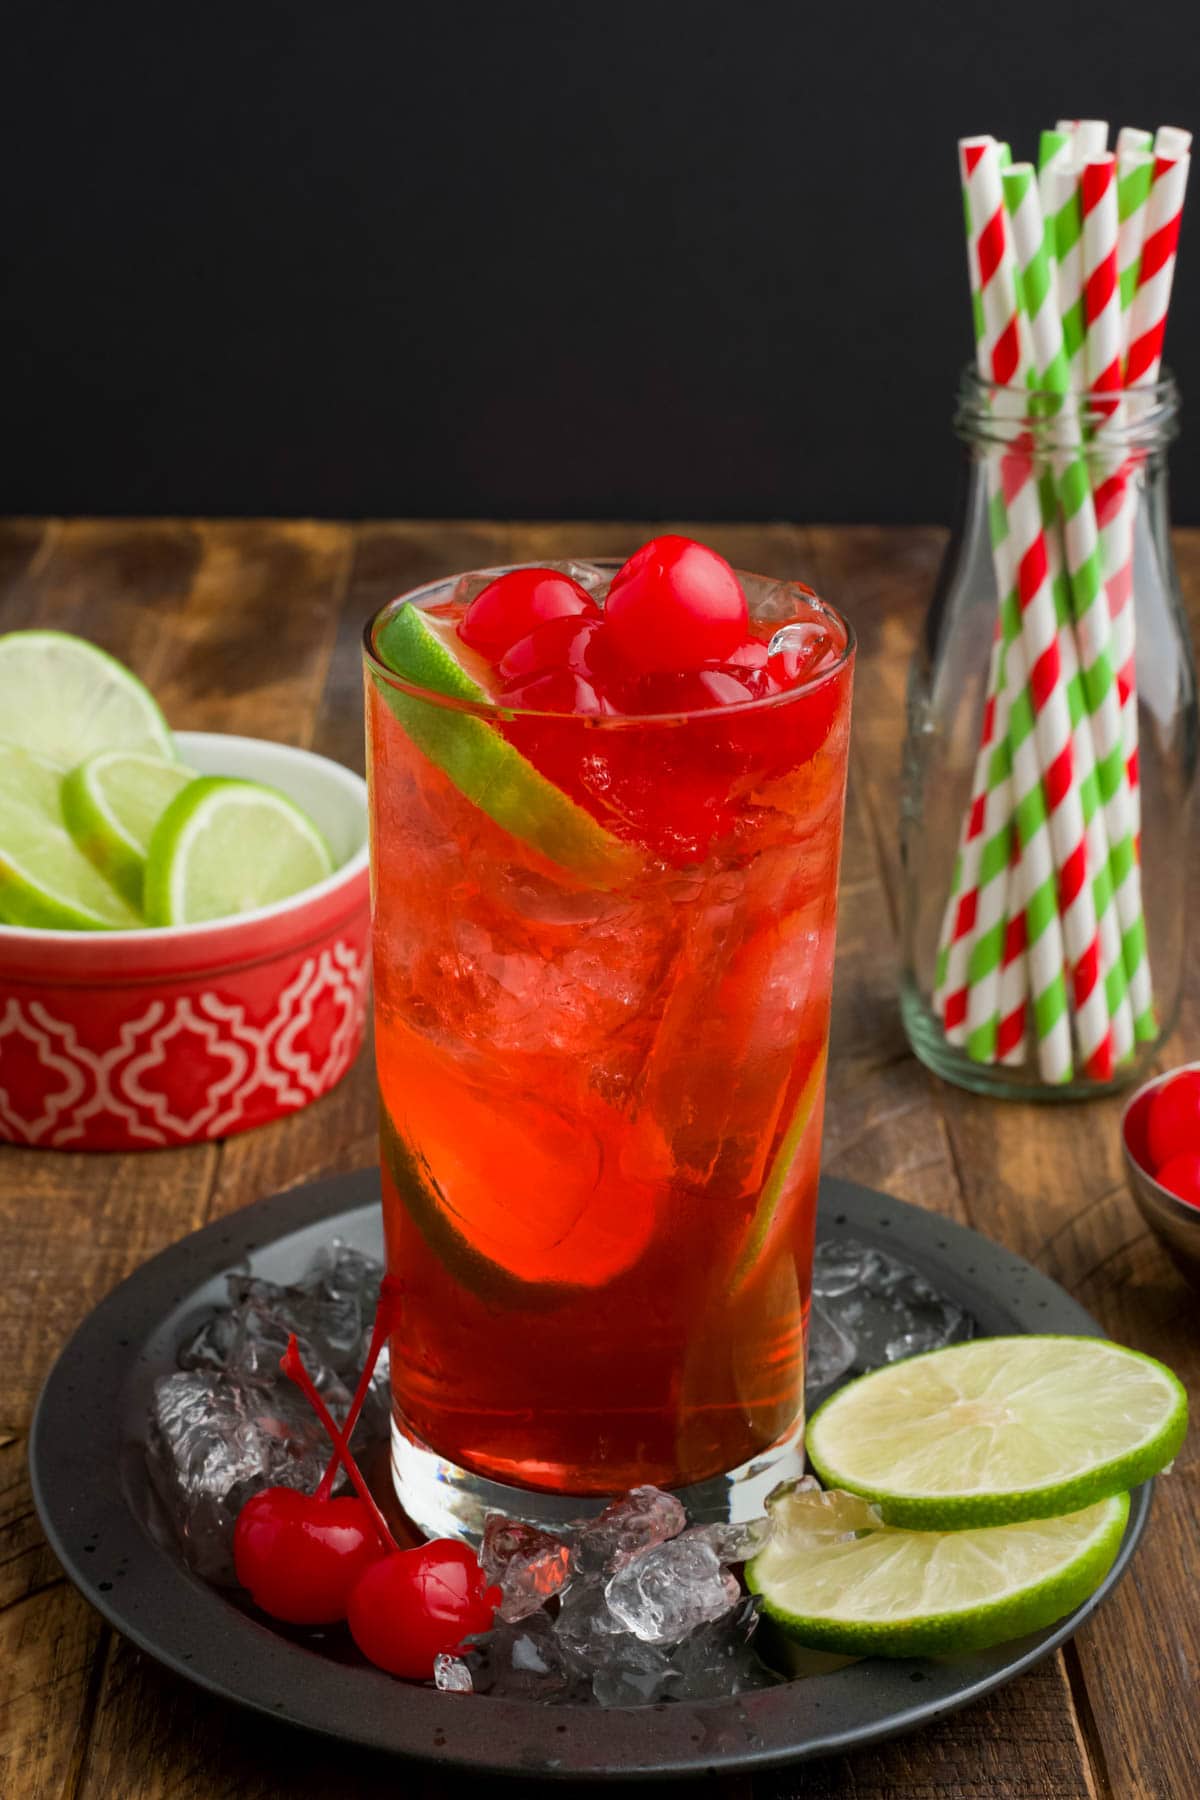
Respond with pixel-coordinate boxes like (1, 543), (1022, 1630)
(0, 733), (370, 1151)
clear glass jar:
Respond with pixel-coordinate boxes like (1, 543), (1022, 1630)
(901, 370), (1197, 1099)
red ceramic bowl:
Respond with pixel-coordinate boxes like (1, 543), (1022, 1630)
(0, 733), (370, 1151)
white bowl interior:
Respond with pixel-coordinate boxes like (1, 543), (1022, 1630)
(177, 732), (368, 866)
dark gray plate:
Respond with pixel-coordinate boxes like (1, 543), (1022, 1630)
(30, 1171), (1149, 1782)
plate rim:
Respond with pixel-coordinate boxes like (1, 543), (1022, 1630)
(29, 1169), (1151, 1781)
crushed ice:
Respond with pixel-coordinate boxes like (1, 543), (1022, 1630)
(146, 1232), (972, 1696)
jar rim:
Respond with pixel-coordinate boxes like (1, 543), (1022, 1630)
(955, 364), (1180, 453)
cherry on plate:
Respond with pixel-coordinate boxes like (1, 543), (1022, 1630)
(1147, 1070), (1200, 1169)
(459, 569), (598, 660)
(603, 536), (748, 673)
(1155, 1151), (1200, 1208)
(233, 1488), (384, 1625)
(347, 1539), (500, 1678)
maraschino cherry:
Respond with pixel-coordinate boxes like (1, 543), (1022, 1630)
(347, 1536), (499, 1679)
(1155, 1151), (1200, 1207)
(602, 535), (749, 673)
(459, 567), (598, 659)
(234, 1283), (401, 1624)
(1147, 1070), (1200, 1171)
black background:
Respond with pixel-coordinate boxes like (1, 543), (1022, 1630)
(4, 1), (1197, 523)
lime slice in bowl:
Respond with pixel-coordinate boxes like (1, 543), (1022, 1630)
(143, 777), (334, 925)
(371, 603), (639, 888)
(806, 1335), (1187, 1528)
(0, 631), (175, 767)
(746, 1481), (1130, 1658)
(0, 744), (142, 929)
(62, 751), (195, 907)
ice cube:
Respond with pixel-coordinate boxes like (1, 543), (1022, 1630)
(590, 1639), (677, 1707)
(680, 1517), (772, 1565)
(179, 1240), (383, 1393)
(452, 1614), (580, 1702)
(767, 621), (835, 680)
(552, 1576), (625, 1671)
(604, 1537), (741, 1645)
(667, 1595), (775, 1699)
(805, 1297), (858, 1395)
(147, 1370), (333, 1580)
(570, 1485), (687, 1576)
(434, 1653), (474, 1693)
(811, 1237), (972, 1373)
(480, 1515), (572, 1621)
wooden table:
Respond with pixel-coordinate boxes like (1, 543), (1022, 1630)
(1, 520), (1196, 1800)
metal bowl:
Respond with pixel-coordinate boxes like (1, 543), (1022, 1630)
(1121, 1063), (1200, 1282)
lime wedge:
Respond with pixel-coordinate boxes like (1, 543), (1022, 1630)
(62, 751), (195, 908)
(143, 777), (335, 925)
(372, 603), (639, 887)
(806, 1336), (1187, 1528)
(0, 745), (142, 929)
(746, 1481), (1130, 1658)
(0, 631), (175, 767)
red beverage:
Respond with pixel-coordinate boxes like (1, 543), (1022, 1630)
(364, 546), (853, 1533)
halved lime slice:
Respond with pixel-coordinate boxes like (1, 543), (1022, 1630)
(0, 631), (175, 767)
(372, 603), (639, 888)
(806, 1335), (1187, 1528)
(747, 1481), (1130, 1658)
(61, 751), (195, 907)
(143, 777), (335, 925)
(0, 744), (142, 929)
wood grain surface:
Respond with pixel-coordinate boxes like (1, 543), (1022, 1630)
(0, 519), (1196, 1800)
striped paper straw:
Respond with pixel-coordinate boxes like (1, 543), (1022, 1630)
(936, 136), (1023, 1046)
(1038, 130), (1074, 219)
(997, 839), (1029, 1064)
(1058, 119), (1109, 159)
(1116, 126), (1154, 155)
(953, 136), (1071, 1080)
(1044, 165), (1087, 377)
(1117, 149), (1155, 347)
(1127, 140), (1192, 387)
(1037, 162), (1154, 1043)
(1081, 154), (1142, 840)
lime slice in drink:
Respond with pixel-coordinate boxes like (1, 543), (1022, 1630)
(143, 777), (334, 925)
(0, 631), (175, 767)
(61, 751), (195, 907)
(746, 1480), (1130, 1658)
(0, 744), (142, 929)
(372, 603), (639, 887)
(806, 1335), (1187, 1528)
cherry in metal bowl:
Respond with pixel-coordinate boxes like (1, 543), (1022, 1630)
(1121, 1063), (1200, 1282)
(0, 733), (370, 1152)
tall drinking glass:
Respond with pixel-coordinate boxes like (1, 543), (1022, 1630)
(363, 562), (854, 1539)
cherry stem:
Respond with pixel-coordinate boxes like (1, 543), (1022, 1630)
(279, 1334), (399, 1554)
(314, 1276), (403, 1503)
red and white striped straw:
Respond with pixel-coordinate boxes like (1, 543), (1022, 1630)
(1127, 136), (1192, 387)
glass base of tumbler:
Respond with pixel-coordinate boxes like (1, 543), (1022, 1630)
(901, 977), (1160, 1102)
(391, 1413), (806, 1545)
